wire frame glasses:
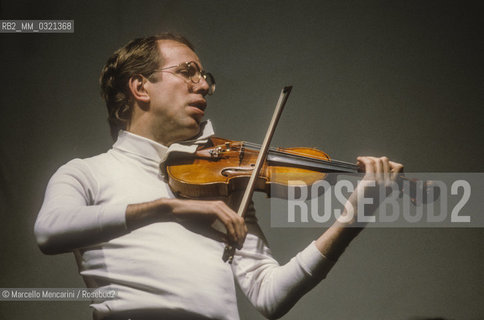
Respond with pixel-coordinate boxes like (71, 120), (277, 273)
(152, 61), (216, 95)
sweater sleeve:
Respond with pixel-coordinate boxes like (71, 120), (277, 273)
(34, 159), (128, 254)
(232, 219), (335, 319)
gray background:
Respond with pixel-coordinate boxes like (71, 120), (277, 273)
(0, 1), (483, 319)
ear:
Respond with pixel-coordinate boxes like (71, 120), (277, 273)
(128, 75), (150, 104)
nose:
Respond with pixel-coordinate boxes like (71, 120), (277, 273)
(193, 76), (210, 96)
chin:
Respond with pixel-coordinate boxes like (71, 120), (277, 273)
(182, 122), (201, 140)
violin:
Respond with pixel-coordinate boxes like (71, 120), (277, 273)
(166, 136), (434, 199)
(166, 136), (359, 199)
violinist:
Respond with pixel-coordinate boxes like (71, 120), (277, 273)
(34, 33), (404, 320)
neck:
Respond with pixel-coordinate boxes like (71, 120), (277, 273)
(127, 107), (175, 146)
(127, 104), (202, 146)
(126, 123), (173, 146)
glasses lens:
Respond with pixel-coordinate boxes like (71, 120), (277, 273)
(203, 72), (216, 95)
(185, 63), (199, 80)
(175, 63), (197, 82)
(179, 62), (216, 95)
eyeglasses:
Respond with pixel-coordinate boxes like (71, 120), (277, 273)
(152, 61), (216, 95)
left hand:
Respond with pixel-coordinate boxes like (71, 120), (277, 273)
(356, 156), (404, 187)
(337, 156), (404, 224)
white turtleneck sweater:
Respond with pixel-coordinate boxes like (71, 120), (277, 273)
(35, 128), (334, 320)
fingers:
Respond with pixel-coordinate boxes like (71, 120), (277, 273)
(357, 156), (404, 186)
(211, 201), (247, 249)
(171, 199), (247, 249)
(389, 160), (404, 181)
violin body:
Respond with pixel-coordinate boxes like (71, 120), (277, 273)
(167, 137), (435, 204)
(166, 137), (334, 198)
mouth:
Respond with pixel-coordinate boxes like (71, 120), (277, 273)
(187, 100), (207, 124)
(189, 99), (207, 111)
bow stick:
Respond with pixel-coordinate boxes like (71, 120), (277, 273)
(222, 86), (293, 263)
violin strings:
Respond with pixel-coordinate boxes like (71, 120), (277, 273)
(241, 141), (358, 172)
(263, 147), (357, 172)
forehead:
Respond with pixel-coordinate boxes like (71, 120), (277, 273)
(157, 40), (201, 68)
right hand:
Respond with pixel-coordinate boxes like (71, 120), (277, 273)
(167, 198), (248, 249)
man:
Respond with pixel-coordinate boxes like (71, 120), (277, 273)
(35, 33), (403, 320)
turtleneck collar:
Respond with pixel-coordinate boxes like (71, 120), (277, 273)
(112, 120), (215, 164)
(113, 130), (168, 163)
